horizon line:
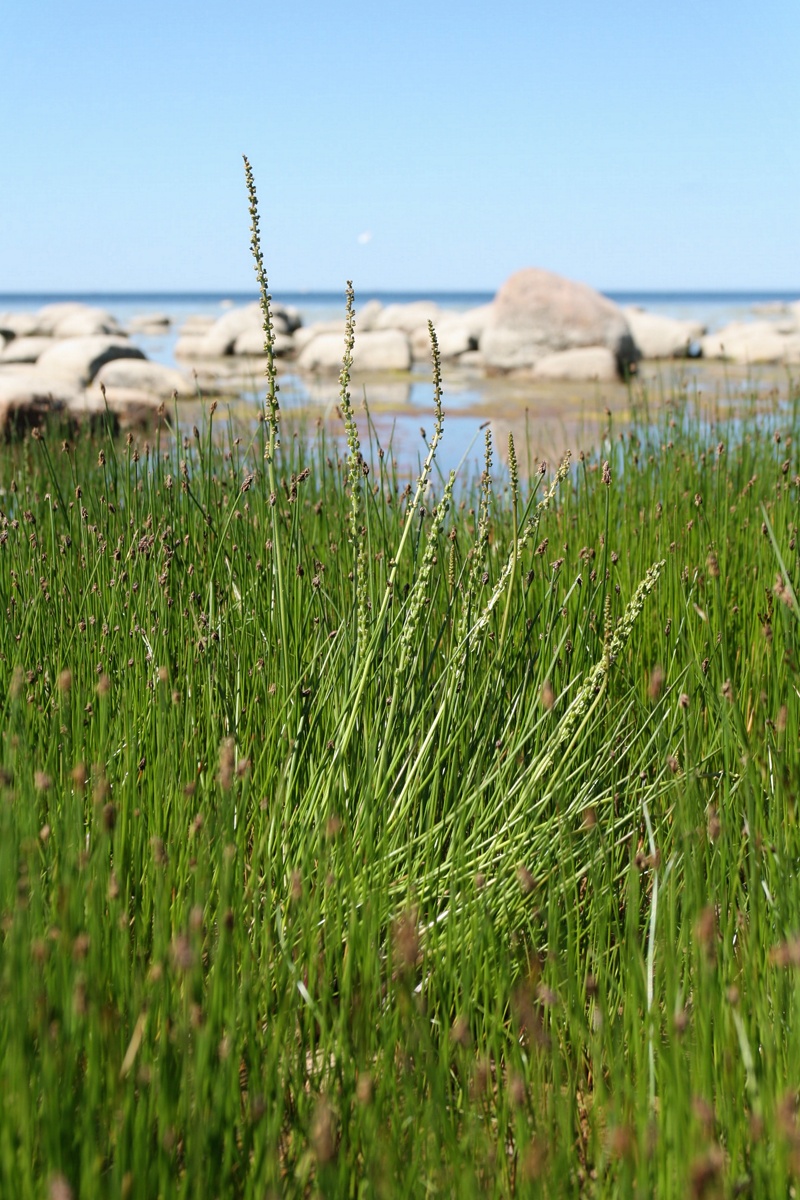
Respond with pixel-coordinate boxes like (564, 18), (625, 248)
(2, 287), (799, 300)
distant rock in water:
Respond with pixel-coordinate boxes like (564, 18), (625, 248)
(533, 346), (619, 382)
(297, 329), (411, 373)
(36, 336), (146, 386)
(623, 308), (705, 359)
(700, 320), (800, 364)
(482, 268), (637, 376)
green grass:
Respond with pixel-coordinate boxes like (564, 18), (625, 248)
(2, 179), (800, 1198)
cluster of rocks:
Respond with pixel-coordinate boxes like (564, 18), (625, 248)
(175, 271), (800, 381)
(3, 277), (800, 436)
(0, 302), (194, 435)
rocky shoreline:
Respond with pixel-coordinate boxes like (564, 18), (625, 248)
(2, 271), (800, 436)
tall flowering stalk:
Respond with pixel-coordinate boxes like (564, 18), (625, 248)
(338, 283), (370, 661)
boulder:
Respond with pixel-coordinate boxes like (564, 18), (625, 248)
(34, 302), (92, 334)
(276, 304), (303, 334)
(76, 387), (166, 428)
(35, 302), (122, 337)
(532, 346), (619, 381)
(293, 319), (345, 348)
(375, 300), (443, 333)
(623, 308), (704, 359)
(410, 320), (465, 360)
(192, 304), (263, 356)
(181, 314), (216, 335)
(358, 299), (384, 331)
(700, 321), (800, 364)
(232, 328), (295, 357)
(1, 336), (54, 364)
(0, 312), (42, 339)
(174, 334), (213, 360)
(455, 350), (485, 371)
(0, 366), (82, 406)
(36, 336), (145, 385)
(94, 358), (195, 397)
(52, 308), (123, 337)
(198, 303), (296, 355)
(482, 268), (636, 372)
(297, 329), (411, 373)
(410, 307), (493, 361)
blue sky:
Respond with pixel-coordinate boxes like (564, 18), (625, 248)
(1, 0), (798, 292)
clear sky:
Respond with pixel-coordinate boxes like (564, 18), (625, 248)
(1, 0), (798, 293)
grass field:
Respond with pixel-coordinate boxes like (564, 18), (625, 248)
(2, 179), (800, 1198)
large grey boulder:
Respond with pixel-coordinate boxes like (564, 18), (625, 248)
(36, 336), (145, 385)
(297, 329), (411, 373)
(482, 268), (636, 373)
(623, 308), (705, 359)
(94, 359), (195, 397)
(700, 321), (800, 364)
(532, 346), (618, 381)
(1, 336), (54, 364)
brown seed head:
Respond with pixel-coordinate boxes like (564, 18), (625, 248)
(392, 908), (420, 973)
(310, 1097), (337, 1166)
(648, 665), (664, 701)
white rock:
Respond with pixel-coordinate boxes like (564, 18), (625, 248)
(358, 299), (384, 331)
(532, 346), (619, 381)
(0, 312), (42, 338)
(36, 336), (145, 385)
(482, 268), (635, 371)
(276, 305), (303, 334)
(75, 387), (164, 427)
(174, 335), (213, 360)
(0, 366), (82, 405)
(181, 314), (216, 335)
(455, 350), (485, 370)
(623, 308), (705, 359)
(197, 303), (263, 355)
(1, 336), (54, 364)
(94, 359), (195, 397)
(375, 301), (443, 333)
(700, 321), (800, 363)
(410, 311), (490, 361)
(232, 329), (295, 357)
(297, 330), (411, 373)
(52, 308), (123, 337)
(788, 300), (800, 328)
(35, 302), (93, 333)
